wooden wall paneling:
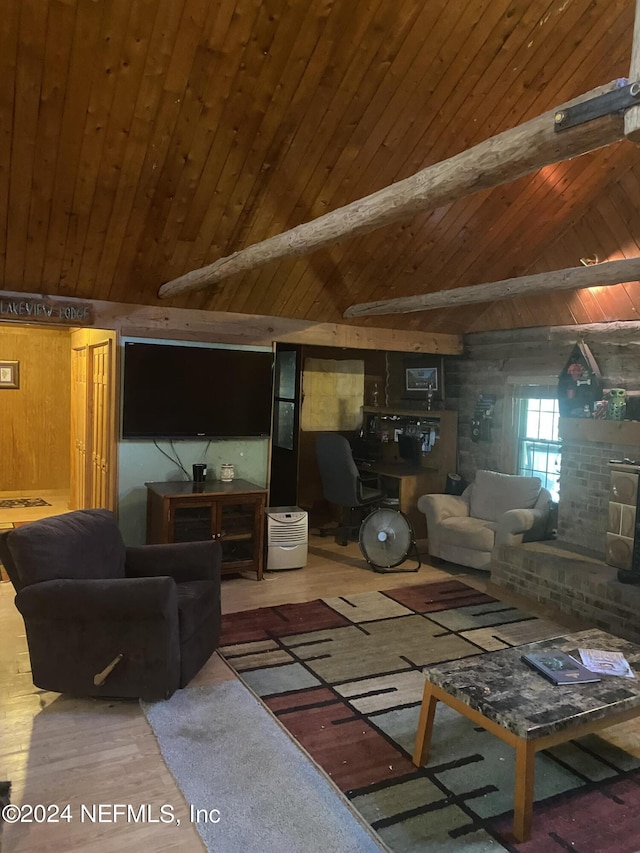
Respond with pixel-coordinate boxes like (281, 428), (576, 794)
(574, 210), (639, 321)
(458, 149), (635, 333)
(145, 2), (247, 285)
(0, 1), (638, 338)
(23, 0), (76, 287)
(612, 173), (640, 259)
(157, 0), (268, 294)
(106, 0), (212, 303)
(344, 2), (633, 323)
(5, 1), (47, 286)
(173, 1), (295, 302)
(91, 1), (187, 295)
(57, 0), (133, 298)
(308, 0), (603, 320)
(0, 4), (19, 282)
(262, 0), (478, 320)
(617, 166), (640, 252)
(68, 0), (161, 299)
(0, 325), (71, 492)
(541, 232), (601, 326)
(41, 0), (105, 292)
(190, 0), (312, 263)
(321, 0), (541, 315)
(203, 0), (365, 316)
(130, 0), (241, 290)
(198, 0), (391, 318)
(226, 0), (446, 319)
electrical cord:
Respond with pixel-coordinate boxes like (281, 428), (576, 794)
(153, 440), (190, 479)
(169, 440), (190, 478)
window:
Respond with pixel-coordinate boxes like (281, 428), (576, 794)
(516, 397), (561, 502)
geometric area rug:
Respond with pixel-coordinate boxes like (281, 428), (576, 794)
(220, 580), (640, 853)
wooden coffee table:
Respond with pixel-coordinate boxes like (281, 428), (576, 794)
(413, 627), (640, 842)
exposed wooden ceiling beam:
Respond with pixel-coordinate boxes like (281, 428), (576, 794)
(158, 82), (626, 300)
(343, 257), (640, 317)
(0, 289), (463, 354)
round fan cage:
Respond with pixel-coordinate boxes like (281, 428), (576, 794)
(359, 508), (420, 572)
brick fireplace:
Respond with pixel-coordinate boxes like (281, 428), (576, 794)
(491, 417), (640, 643)
(555, 418), (640, 557)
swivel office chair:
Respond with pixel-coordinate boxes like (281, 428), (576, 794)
(315, 433), (386, 545)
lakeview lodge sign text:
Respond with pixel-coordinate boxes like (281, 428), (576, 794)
(0, 297), (94, 325)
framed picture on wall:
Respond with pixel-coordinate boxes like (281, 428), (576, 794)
(0, 361), (19, 389)
(405, 366), (438, 392)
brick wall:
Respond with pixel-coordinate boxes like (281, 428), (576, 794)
(446, 326), (640, 558)
(492, 541), (640, 644)
(557, 431), (640, 557)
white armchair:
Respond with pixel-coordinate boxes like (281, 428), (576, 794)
(417, 470), (552, 571)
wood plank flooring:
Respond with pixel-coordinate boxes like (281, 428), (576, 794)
(0, 490), (71, 525)
(2, 534), (640, 852)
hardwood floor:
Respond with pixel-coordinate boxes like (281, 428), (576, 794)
(2, 534), (640, 852)
(0, 490), (71, 526)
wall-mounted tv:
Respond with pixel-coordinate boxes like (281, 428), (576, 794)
(122, 341), (274, 439)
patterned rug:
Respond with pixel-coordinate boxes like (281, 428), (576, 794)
(219, 580), (640, 852)
(0, 498), (50, 509)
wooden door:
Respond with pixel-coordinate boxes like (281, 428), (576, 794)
(70, 343), (88, 509)
(268, 344), (302, 507)
(89, 337), (115, 508)
(69, 330), (118, 510)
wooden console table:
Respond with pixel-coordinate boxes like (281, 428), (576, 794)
(146, 480), (267, 580)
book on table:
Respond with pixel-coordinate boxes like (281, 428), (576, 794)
(578, 648), (635, 678)
(521, 651), (601, 685)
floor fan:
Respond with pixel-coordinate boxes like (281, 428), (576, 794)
(358, 508), (421, 573)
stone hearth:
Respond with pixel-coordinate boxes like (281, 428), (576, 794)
(491, 540), (640, 644)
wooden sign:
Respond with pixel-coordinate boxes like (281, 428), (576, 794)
(0, 296), (94, 326)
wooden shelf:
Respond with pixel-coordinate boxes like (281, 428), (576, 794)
(559, 417), (640, 445)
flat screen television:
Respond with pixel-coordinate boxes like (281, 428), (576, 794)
(122, 341), (274, 439)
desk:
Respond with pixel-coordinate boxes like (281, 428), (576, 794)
(359, 462), (438, 538)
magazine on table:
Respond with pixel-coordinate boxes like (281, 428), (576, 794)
(578, 649), (636, 679)
(521, 650), (601, 685)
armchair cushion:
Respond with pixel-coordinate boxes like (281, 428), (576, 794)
(6, 509), (126, 589)
(16, 577), (178, 621)
(126, 540), (220, 583)
(469, 470), (542, 522)
(436, 516), (497, 552)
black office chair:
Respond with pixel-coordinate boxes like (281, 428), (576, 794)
(315, 433), (386, 545)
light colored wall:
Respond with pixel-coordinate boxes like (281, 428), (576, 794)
(0, 325), (71, 491)
(117, 337), (271, 545)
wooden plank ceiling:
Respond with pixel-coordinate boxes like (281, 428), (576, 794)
(1, 0), (639, 335)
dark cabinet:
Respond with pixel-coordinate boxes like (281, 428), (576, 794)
(146, 480), (267, 580)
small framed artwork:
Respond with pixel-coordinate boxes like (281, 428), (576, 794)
(405, 366), (438, 392)
(0, 361), (19, 389)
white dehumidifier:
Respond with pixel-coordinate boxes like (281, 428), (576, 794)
(265, 506), (308, 571)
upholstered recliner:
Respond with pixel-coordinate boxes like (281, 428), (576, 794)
(0, 509), (221, 701)
(418, 470), (552, 571)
